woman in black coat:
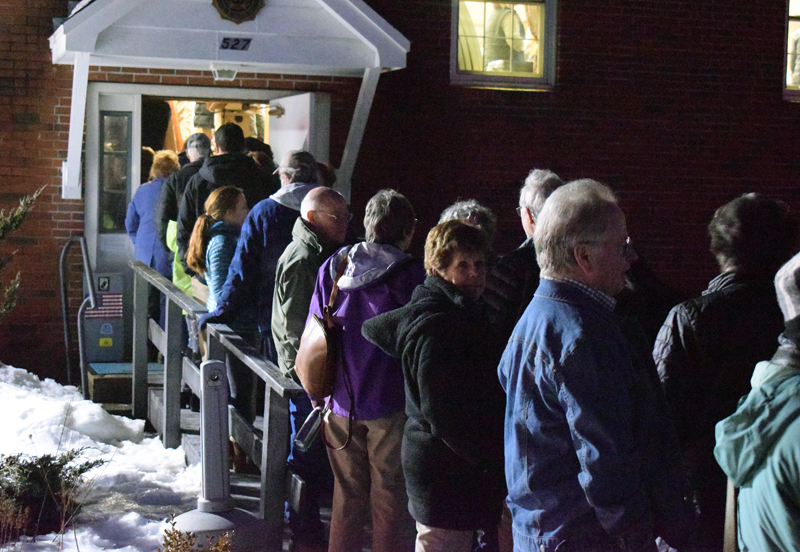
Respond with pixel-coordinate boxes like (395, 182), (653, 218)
(363, 219), (506, 552)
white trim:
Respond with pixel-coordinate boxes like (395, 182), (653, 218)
(64, 52), (90, 199)
(337, 66), (380, 202)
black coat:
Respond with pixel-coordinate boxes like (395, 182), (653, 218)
(176, 153), (272, 273)
(362, 275), (506, 531)
(653, 270), (784, 545)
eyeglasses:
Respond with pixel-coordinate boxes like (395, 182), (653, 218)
(516, 206), (525, 217)
(315, 211), (354, 223)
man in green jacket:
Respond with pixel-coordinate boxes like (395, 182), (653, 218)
(272, 185), (350, 552)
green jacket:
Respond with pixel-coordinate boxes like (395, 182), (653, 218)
(714, 341), (800, 551)
(271, 217), (337, 377)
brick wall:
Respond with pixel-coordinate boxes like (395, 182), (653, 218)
(4, 0), (800, 380)
(353, 0), (800, 299)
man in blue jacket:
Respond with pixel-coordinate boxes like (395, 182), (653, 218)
(497, 180), (694, 551)
(198, 150), (320, 361)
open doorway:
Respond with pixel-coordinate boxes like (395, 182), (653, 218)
(84, 82), (330, 364)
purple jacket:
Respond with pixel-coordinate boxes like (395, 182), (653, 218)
(308, 243), (425, 420)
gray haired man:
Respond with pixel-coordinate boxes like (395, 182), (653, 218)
(498, 180), (695, 551)
(483, 169), (564, 340)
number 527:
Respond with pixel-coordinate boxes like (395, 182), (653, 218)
(220, 37), (252, 51)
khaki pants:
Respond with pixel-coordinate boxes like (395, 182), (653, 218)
(414, 523), (473, 552)
(325, 410), (414, 552)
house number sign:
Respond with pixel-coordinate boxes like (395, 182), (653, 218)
(212, 0), (264, 24)
(220, 37), (252, 51)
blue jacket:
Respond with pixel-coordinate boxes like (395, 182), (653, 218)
(202, 183), (317, 338)
(715, 341), (800, 552)
(497, 279), (693, 552)
(125, 177), (172, 279)
(205, 221), (239, 312)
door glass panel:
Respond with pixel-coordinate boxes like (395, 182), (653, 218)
(99, 112), (131, 233)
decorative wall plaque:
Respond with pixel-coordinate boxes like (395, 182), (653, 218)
(212, 0), (264, 24)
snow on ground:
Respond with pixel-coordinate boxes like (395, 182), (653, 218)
(0, 363), (201, 552)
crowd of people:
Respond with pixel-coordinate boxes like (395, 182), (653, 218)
(125, 122), (800, 552)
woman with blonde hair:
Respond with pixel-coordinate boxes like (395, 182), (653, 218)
(125, 149), (180, 323)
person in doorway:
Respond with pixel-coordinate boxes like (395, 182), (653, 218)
(272, 187), (350, 551)
(308, 189), (423, 552)
(125, 149), (180, 324)
(497, 180), (695, 551)
(176, 123), (271, 277)
(156, 132), (212, 296)
(363, 219), (506, 552)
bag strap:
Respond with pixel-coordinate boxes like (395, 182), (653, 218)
(321, 246), (354, 450)
(723, 477), (739, 552)
(327, 248), (351, 306)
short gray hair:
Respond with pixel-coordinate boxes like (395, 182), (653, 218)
(534, 179), (619, 276)
(520, 169), (564, 222)
(185, 133), (211, 157)
(438, 199), (497, 243)
(364, 189), (416, 245)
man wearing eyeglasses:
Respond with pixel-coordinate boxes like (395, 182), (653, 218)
(483, 168), (563, 341)
(272, 186), (350, 552)
(497, 180), (695, 552)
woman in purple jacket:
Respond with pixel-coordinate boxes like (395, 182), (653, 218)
(308, 189), (424, 552)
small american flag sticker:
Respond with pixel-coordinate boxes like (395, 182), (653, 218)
(85, 293), (124, 319)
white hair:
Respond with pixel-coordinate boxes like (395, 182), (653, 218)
(534, 179), (619, 276)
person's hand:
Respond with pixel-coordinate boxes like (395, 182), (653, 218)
(197, 312), (217, 330)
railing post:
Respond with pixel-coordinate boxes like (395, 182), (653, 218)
(131, 271), (149, 419)
(163, 298), (184, 448)
(260, 386), (290, 551)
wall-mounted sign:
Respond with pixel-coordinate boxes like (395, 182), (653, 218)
(220, 37), (252, 51)
(212, 0), (264, 24)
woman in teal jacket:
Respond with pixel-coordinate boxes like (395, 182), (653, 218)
(715, 250), (800, 552)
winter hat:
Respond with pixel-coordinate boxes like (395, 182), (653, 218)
(774, 250), (800, 345)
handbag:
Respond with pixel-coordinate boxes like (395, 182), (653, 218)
(295, 248), (350, 401)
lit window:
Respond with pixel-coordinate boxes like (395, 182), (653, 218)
(787, 0), (800, 98)
(451, 0), (557, 90)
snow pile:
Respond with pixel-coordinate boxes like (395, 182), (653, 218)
(0, 363), (201, 552)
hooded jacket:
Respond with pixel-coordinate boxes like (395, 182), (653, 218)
(714, 340), (800, 552)
(308, 243), (424, 421)
(176, 152), (273, 273)
(362, 275), (506, 531)
(200, 183), (318, 340)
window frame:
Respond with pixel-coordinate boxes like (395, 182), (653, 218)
(449, 0), (558, 91)
(785, 0), (800, 100)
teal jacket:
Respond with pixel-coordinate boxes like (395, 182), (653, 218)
(714, 340), (800, 552)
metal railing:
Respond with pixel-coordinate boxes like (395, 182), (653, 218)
(129, 261), (305, 550)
